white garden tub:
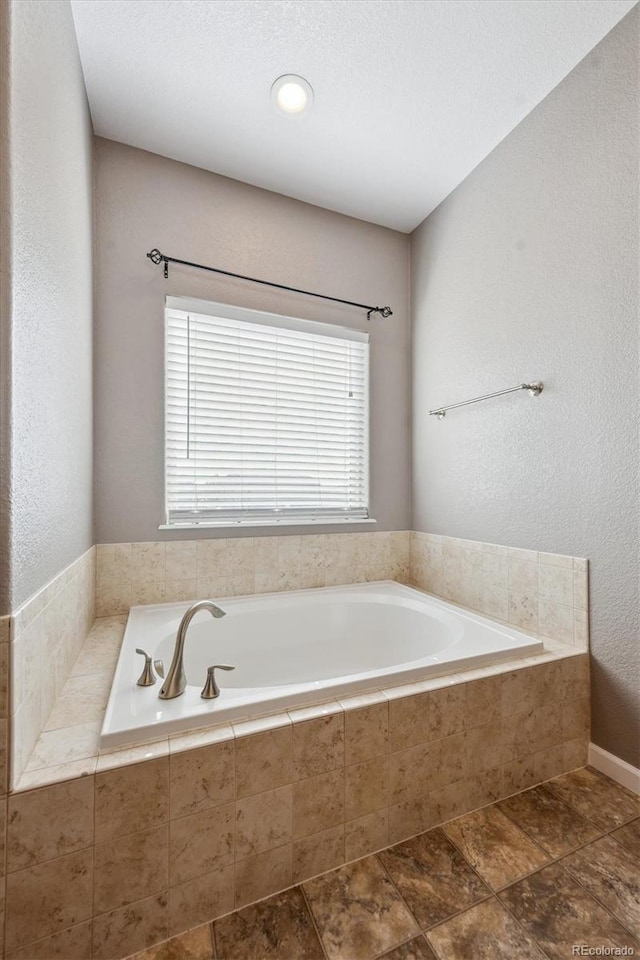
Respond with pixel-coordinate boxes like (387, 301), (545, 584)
(100, 581), (543, 748)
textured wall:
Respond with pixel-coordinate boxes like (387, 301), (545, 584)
(93, 139), (411, 543)
(411, 10), (639, 766)
(3, 0), (93, 610)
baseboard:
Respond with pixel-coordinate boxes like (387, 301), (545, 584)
(589, 742), (640, 795)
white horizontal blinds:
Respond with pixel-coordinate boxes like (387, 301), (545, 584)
(165, 304), (369, 525)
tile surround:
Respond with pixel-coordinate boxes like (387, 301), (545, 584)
(2, 645), (591, 958)
(9, 548), (95, 786)
(0, 529), (595, 959)
(409, 532), (588, 649)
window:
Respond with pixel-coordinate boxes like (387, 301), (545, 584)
(164, 297), (370, 527)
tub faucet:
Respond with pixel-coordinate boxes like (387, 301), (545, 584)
(158, 599), (227, 700)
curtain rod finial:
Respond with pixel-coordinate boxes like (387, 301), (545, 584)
(147, 248), (163, 265)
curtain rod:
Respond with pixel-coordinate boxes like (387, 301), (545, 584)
(146, 248), (393, 321)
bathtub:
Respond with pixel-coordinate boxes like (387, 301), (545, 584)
(100, 581), (544, 749)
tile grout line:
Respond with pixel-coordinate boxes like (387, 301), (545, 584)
(299, 884), (330, 960)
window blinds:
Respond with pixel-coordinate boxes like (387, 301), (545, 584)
(165, 299), (369, 526)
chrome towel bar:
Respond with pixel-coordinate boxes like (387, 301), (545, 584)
(430, 382), (543, 419)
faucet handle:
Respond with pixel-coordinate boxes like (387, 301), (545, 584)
(201, 664), (235, 700)
(135, 649), (157, 687)
(154, 660), (165, 679)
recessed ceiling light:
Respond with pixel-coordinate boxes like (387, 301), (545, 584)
(271, 74), (313, 116)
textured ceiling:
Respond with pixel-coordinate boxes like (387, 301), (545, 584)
(70, 0), (636, 232)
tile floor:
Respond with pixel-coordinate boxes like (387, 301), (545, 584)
(130, 767), (640, 960)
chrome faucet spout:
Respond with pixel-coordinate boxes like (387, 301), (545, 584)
(158, 600), (226, 700)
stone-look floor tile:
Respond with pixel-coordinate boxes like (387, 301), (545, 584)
(214, 885), (324, 960)
(5, 848), (93, 951)
(500, 862), (640, 960)
(427, 897), (546, 960)
(93, 892), (169, 960)
(95, 758), (169, 843)
(169, 803), (234, 886)
(130, 923), (214, 960)
(344, 702), (388, 765)
(293, 712), (344, 779)
(169, 741), (234, 818)
(497, 785), (601, 858)
(345, 758), (389, 821)
(94, 825), (169, 914)
(235, 786), (292, 859)
(293, 825), (345, 884)
(561, 834), (640, 937)
(5, 920), (93, 960)
(545, 767), (640, 831)
(304, 855), (418, 960)
(443, 806), (548, 889)
(611, 817), (640, 859)
(388, 693), (430, 752)
(293, 769), (344, 839)
(7, 777), (94, 871)
(379, 827), (489, 929)
(345, 810), (389, 862)
(378, 936), (438, 960)
(235, 727), (293, 799)
(168, 864), (235, 937)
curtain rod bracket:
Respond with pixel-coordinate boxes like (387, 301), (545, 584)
(146, 247), (392, 321)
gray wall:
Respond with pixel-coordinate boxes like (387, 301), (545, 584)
(411, 9), (639, 767)
(1, 0), (93, 611)
(93, 138), (411, 543)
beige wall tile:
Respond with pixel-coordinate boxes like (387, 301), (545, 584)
(388, 795), (434, 845)
(168, 864), (235, 938)
(7, 778), (93, 872)
(561, 697), (590, 741)
(430, 779), (470, 824)
(344, 702), (388, 765)
(539, 564), (573, 605)
(235, 786), (292, 859)
(169, 804), (234, 887)
(345, 810), (389, 861)
(465, 722), (504, 775)
(533, 661), (564, 707)
(292, 713), (344, 779)
(465, 677), (502, 728)
(534, 743), (566, 782)
(468, 767), (503, 809)
(169, 741), (234, 819)
(482, 584), (508, 621)
(95, 758), (169, 843)
(92, 892), (168, 960)
(345, 758), (389, 821)
(234, 845), (293, 909)
(563, 737), (589, 770)
(561, 655), (589, 700)
(235, 726), (292, 799)
(131, 543), (166, 581)
(96, 579), (131, 618)
(94, 825), (169, 914)
(429, 685), (467, 739)
(502, 754), (539, 796)
(389, 742), (432, 805)
(165, 541), (197, 581)
(5, 849), (93, 951)
(431, 733), (467, 789)
(131, 581), (166, 606)
(5, 920), (93, 960)
(388, 692), (430, 751)
(292, 770), (344, 840)
(501, 669), (537, 718)
(292, 825), (345, 884)
(538, 599), (573, 644)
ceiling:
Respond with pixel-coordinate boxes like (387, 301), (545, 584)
(70, 0), (636, 233)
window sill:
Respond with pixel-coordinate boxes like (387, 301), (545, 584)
(159, 517), (378, 532)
